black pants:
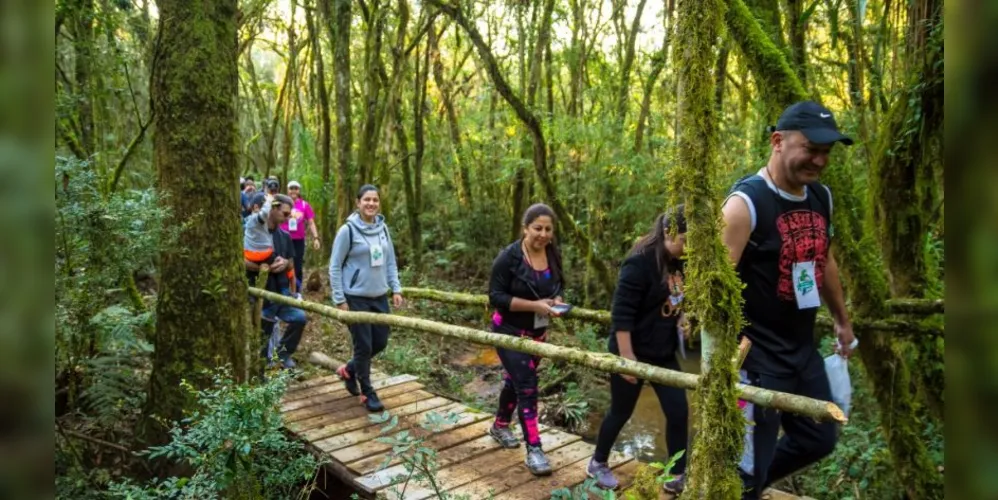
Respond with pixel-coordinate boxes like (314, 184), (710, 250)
(493, 325), (546, 447)
(345, 294), (391, 396)
(593, 354), (689, 474)
(739, 353), (838, 499)
(291, 238), (306, 288)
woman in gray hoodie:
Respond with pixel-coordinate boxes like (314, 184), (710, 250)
(328, 184), (404, 411)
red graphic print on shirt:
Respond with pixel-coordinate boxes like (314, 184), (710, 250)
(775, 209), (829, 301)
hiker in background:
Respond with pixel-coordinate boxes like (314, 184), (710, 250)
(281, 180), (321, 291)
(263, 176), (280, 203)
(244, 193), (307, 369)
(587, 207), (690, 493)
(722, 101), (855, 499)
(328, 184), (403, 412)
(241, 175), (256, 217)
(486, 203), (566, 477)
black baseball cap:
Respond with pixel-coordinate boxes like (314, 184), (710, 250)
(774, 101), (854, 146)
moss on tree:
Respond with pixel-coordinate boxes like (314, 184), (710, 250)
(140, 0), (248, 447)
(672, 0), (746, 497)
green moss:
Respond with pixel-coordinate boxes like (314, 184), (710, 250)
(724, 0), (808, 122)
(671, 0), (744, 497)
(822, 159), (943, 499)
(141, 0), (248, 448)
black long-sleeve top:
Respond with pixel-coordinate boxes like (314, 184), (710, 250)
(488, 240), (564, 333)
(607, 248), (684, 360)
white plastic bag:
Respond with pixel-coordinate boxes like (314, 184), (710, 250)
(824, 342), (857, 418)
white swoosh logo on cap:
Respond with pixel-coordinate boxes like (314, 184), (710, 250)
(820, 113), (831, 118)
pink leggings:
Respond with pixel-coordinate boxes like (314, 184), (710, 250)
(494, 329), (546, 447)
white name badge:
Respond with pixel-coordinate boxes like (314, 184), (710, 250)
(792, 261), (821, 309)
(288, 217), (299, 231)
(369, 243), (385, 267)
(534, 313), (550, 329)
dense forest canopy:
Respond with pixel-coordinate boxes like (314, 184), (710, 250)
(54, 0), (944, 497)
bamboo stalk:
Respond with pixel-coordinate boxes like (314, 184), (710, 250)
(250, 288), (845, 423)
(402, 287), (943, 336)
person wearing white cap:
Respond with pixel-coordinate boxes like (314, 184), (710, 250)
(281, 180), (321, 290)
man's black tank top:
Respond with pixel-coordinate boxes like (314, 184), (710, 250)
(729, 174), (832, 377)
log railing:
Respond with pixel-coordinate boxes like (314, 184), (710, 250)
(401, 287), (944, 337)
(248, 287), (845, 423)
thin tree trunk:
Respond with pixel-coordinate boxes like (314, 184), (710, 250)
(319, 0), (353, 224)
(358, 0), (384, 184)
(404, 39), (426, 274)
(614, 0), (649, 126)
(306, 0), (333, 251)
(428, 0), (614, 291)
(784, 0), (808, 86)
(142, 0), (247, 447)
(634, 0), (674, 152)
(428, 22), (472, 208)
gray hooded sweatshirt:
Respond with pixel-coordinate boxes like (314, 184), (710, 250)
(328, 212), (402, 304)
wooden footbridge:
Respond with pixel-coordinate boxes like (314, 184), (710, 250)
(250, 288), (842, 499)
(282, 359), (641, 499)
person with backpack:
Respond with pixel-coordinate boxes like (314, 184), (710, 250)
(328, 184), (403, 412)
(586, 207), (690, 493)
(722, 101), (856, 499)
(486, 203), (566, 477)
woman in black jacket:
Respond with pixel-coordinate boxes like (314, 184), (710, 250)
(586, 206), (690, 492)
(487, 203), (566, 476)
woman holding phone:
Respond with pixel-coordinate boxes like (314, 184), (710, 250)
(586, 206), (690, 493)
(487, 203), (566, 476)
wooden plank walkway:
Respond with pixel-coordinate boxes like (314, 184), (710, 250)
(283, 368), (639, 499)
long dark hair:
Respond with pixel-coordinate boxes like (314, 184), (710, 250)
(629, 204), (686, 286)
(521, 203), (564, 285)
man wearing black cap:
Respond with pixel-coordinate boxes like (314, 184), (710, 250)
(721, 101), (856, 499)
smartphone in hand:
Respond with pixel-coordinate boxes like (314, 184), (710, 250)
(550, 303), (573, 315)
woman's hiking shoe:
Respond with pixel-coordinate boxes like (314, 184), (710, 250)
(662, 474), (686, 494)
(525, 445), (552, 476)
(336, 364), (360, 396)
(362, 392), (384, 412)
(586, 458), (619, 489)
(488, 424), (520, 448)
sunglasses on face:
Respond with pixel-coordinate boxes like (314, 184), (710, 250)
(281, 211), (292, 217)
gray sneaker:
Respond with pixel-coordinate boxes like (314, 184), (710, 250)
(488, 424), (520, 448)
(586, 458), (619, 489)
(663, 474), (685, 494)
(525, 445), (552, 476)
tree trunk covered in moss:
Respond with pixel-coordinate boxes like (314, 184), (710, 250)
(723, 1), (942, 493)
(743, 0), (787, 53)
(822, 165), (943, 499)
(724, 0), (807, 122)
(871, 0), (944, 422)
(142, 0), (247, 446)
(672, 0), (746, 497)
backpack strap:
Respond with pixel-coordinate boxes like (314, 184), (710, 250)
(340, 223), (355, 268)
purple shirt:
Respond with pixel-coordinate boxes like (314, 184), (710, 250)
(280, 198), (315, 240)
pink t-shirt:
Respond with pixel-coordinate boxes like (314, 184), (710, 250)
(280, 198), (315, 240)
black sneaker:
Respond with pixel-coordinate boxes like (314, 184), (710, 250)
(362, 392), (384, 412)
(337, 364), (360, 396)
